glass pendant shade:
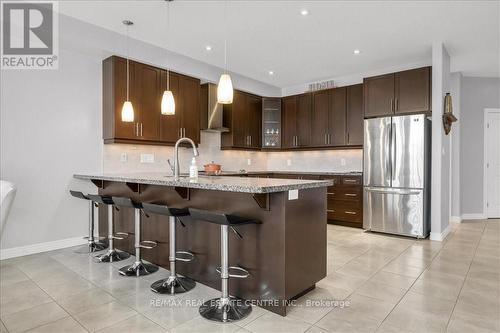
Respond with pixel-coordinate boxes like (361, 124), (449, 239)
(161, 90), (176, 115)
(121, 101), (134, 122)
(217, 73), (233, 104)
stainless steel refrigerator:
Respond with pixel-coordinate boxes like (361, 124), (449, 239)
(363, 114), (431, 238)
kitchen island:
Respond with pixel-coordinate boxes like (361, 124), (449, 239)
(74, 172), (333, 316)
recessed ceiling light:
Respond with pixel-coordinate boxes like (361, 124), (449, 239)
(353, 49), (361, 54)
(268, 71), (274, 75)
(300, 9), (309, 16)
(205, 45), (212, 51)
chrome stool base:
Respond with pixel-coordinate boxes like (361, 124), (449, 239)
(119, 261), (158, 277)
(151, 276), (196, 294)
(95, 249), (130, 263)
(75, 241), (108, 254)
(199, 297), (252, 323)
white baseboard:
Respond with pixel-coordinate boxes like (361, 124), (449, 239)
(0, 236), (86, 260)
(461, 213), (487, 220)
(450, 216), (462, 223)
(430, 224), (451, 242)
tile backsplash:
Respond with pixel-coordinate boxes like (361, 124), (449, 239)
(103, 132), (362, 174)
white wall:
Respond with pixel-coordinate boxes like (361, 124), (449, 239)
(460, 77), (500, 217)
(1, 47), (102, 250)
(430, 42), (452, 241)
(449, 73), (462, 222)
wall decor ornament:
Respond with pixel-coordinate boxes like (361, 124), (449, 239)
(442, 93), (457, 135)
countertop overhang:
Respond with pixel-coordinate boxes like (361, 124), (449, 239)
(74, 172), (334, 193)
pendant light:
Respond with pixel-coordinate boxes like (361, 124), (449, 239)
(121, 20), (134, 122)
(161, 1), (175, 115)
(217, 0), (233, 104)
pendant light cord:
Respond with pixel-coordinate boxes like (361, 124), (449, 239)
(126, 23), (130, 101)
(166, 2), (170, 91)
(224, 0), (227, 74)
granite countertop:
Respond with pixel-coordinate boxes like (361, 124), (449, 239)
(235, 171), (362, 176)
(74, 172), (334, 194)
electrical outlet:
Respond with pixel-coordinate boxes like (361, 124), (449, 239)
(341, 158), (346, 166)
(247, 158), (252, 166)
(286, 159), (292, 166)
(120, 153), (127, 162)
(140, 153), (155, 164)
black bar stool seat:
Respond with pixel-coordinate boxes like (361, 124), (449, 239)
(86, 194), (130, 263)
(112, 197), (159, 277)
(69, 190), (108, 253)
(142, 203), (195, 295)
(189, 208), (260, 323)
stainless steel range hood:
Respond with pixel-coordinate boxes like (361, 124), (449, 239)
(200, 83), (229, 132)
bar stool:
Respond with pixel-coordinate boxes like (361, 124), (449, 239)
(142, 203), (196, 294)
(189, 208), (260, 323)
(112, 197), (159, 276)
(86, 194), (130, 263)
(69, 190), (108, 253)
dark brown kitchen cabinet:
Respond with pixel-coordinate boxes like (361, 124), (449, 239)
(221, 90), (262, 149)
(395, 67), (431, 115)
(103, 55), (201, 145)
(282, 93), (311, 148)
(364, 66), (431, 118)
(346, 84), (363, 146)
(311, 87), (346, 147)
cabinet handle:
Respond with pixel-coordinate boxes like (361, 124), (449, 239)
(390, 99), (393, 112)
(395, 98), (399, 111)
(345, 193), (357, 197)
(183, 128), (185, 138)
(347, 132), (350, 144)
(324, 133), (327, 145)
(344, 179), (357, 183)
(345, 211), (357, 215)
(328, 134), (331, 145)
(140, 123), (143, 137)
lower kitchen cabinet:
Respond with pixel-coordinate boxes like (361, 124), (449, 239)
(323, 174), (363, 228)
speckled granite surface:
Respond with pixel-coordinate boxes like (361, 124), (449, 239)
(74, 172), (333, 194)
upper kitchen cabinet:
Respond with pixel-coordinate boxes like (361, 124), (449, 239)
(221, 90), (262, 149)
(159, 73), (201, 144)
(282, 93), (312, 148)
(363, 66), (431, 118)
(346, 84), (363, 146)
(311, 87), (346, 147)
(102, 56), (201, 145)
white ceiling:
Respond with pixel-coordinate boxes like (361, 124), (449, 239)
(58, 0), (499, 88)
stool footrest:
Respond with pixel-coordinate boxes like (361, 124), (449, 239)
(216, 266), (250, 279)
(112, 232), (129, 240)
(139, 240), (158, 249)
(175, 251), (195, 262)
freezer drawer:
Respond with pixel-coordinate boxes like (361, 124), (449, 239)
(363, 187), (424, 237)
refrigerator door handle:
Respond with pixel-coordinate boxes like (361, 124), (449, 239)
(392, 121), (397, 181)
(386, 121), (392, 185)
(365, 187), (420, 195)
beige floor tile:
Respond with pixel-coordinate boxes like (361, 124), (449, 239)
(354, 280), (407, 303)
(172, 317), (241, 333)
(335, 260), (380, 279)
(0, 266), (30, 287)
(317, 272), (367, 292)
(317, 294), (394, 323)
(142, 302), (199, 330)
(305, 326), (328, 333)
(1, 301), (69, 333)
(25, 316), (87, 333)
(95, 314), (166, 333)
(0, 320), (7, 333)
(232, 306), (267, 327)
(369, 271), (416, 290)
(446, 310), (500, 333)
(383, 292), (455, 333)
(316, 315), (381, 333)
(410, 270), (465, 302)
(58, 287), (117, 315)
(73, 301), (137, 332)
(38, 275), (96, 301)
(0, 280), (53, 317)
(376, 321), (415, 333)
(243, 313), (310, 333)
(381, 261), (425, 278)
(454, 288), (500, 319)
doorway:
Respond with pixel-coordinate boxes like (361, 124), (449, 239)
(484, 108), (500, 218)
